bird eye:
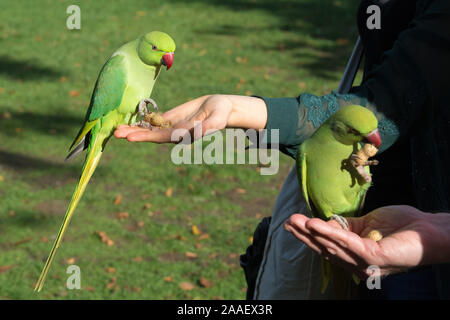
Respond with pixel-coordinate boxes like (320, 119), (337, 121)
(348, 128), (360, 135)
(152, 45), (158, 50)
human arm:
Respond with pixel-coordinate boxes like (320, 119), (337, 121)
(114, 94), (268, 142)
(284, 206), (450, 279)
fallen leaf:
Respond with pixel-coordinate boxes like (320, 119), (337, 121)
(35, 35), (42, 41)
(235, 188), (246, 194)
(115, 212), (129, 220)
(0, 176), (3, 182)
(0, 265), (15, 274)
(178, 282), (195, 291)
(14, 237), (31, 246)
(164, 276), (174, 282)
(191, 225), (200, 235)
(69, 90), (80, 97)
(337, 38), (349, 45)
(241, 287), (247, 292)
(195, 243), (203, 250)
(113, 194), (122, 205)
(132, 256), (143, 262)
(40, 236), (48, 243)
(228, 253), (239, 259)
(137, 221), (144, 228)
(106, 277), (117, 289)
(59, 76), (67, 82)
(66, 257), (76, 264)
(165, 187), (173, 197)
(198, 233), (210, 240)
(208, 253), (217, 259)
(174, 234), (187, 241)
(199, 277), (213, 288)
(143, 203), (151, 210)
(15, 128), (22, 133)
(226, 49), (232, 55)
(185, 252), (198, 259)
(255, 213), (262, 219)
(8, 211), (14, 217)
(105, 267), (116, 274)
(96, 231), (114, 246)
(298, 81), (307, 89)
(83, 286), (95, 292)
(136, 11), (146, 17)
(249, 236), (253, 244)
(2, 111), (10, 118)
(0, 88), (5, 94)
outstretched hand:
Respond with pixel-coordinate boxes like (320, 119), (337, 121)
(284, 205), (450, 279)
(114, 95), (267, 143)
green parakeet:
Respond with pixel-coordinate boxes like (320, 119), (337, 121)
(296, 105), (381, 298)
(34, 31), (176, 292)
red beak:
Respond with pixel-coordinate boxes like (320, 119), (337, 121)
(365, 129), (381, 148)
(161, 52), (174, 70)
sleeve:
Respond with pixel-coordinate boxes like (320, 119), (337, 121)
(258, 0), (450, 159)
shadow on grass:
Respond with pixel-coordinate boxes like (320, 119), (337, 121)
(0, 110), (82, 136)
(167, 0), (359, 81)
(0, 55), (63, 80)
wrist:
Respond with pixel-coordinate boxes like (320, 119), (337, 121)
(227, 95), (268, 129)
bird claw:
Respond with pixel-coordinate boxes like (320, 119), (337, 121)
(132, 120), (153, 130)
(137, 98), (159, 117)
(330, 214), (349, 231)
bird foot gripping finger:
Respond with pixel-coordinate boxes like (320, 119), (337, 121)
(132, 120), (153, 129)
(137, 98), (159, 117)
(330, 214), (349, 231)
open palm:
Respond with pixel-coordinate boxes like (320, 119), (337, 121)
(285, 205), (447, 279)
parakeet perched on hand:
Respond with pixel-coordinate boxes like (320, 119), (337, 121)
(296, 105), (381, 298)
(35, 31), (176, 292)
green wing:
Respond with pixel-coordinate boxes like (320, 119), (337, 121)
(69, 55), (127, 150)
(296, 144), (312, 213)
(86, 55), (127, 121)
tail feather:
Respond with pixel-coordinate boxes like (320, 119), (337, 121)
(321, 257), (355, 299)
(65, 137), (86, 162)
(35, 133), (103, 292)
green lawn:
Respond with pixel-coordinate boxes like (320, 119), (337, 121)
(0, 0), (359, 299)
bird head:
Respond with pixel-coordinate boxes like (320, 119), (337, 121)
(329, 105), (381, 147)
(137, 31), (176, 70)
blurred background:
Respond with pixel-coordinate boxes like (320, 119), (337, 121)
(0, 0), (359, 299)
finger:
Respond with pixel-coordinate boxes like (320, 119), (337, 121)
(114, 126), (150, 138)
(305, 218), (369, 259)
(284, 223), (325, 255)
(309, 232), (362, 267)
(284, 214), (326, 255)
(125, 128), (175, 143)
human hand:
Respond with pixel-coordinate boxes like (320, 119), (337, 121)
(284, 205), (450, 279)
(114, 94), (267, 143)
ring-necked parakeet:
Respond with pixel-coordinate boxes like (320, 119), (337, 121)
(296, 105), (381, 298)
(35, 31), (176, 292)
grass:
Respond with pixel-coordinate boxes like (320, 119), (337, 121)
(0, 0), (359, 299)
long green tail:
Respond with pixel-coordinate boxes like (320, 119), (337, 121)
(321, 258), (359, 299)
(34, 130), (104, 292)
